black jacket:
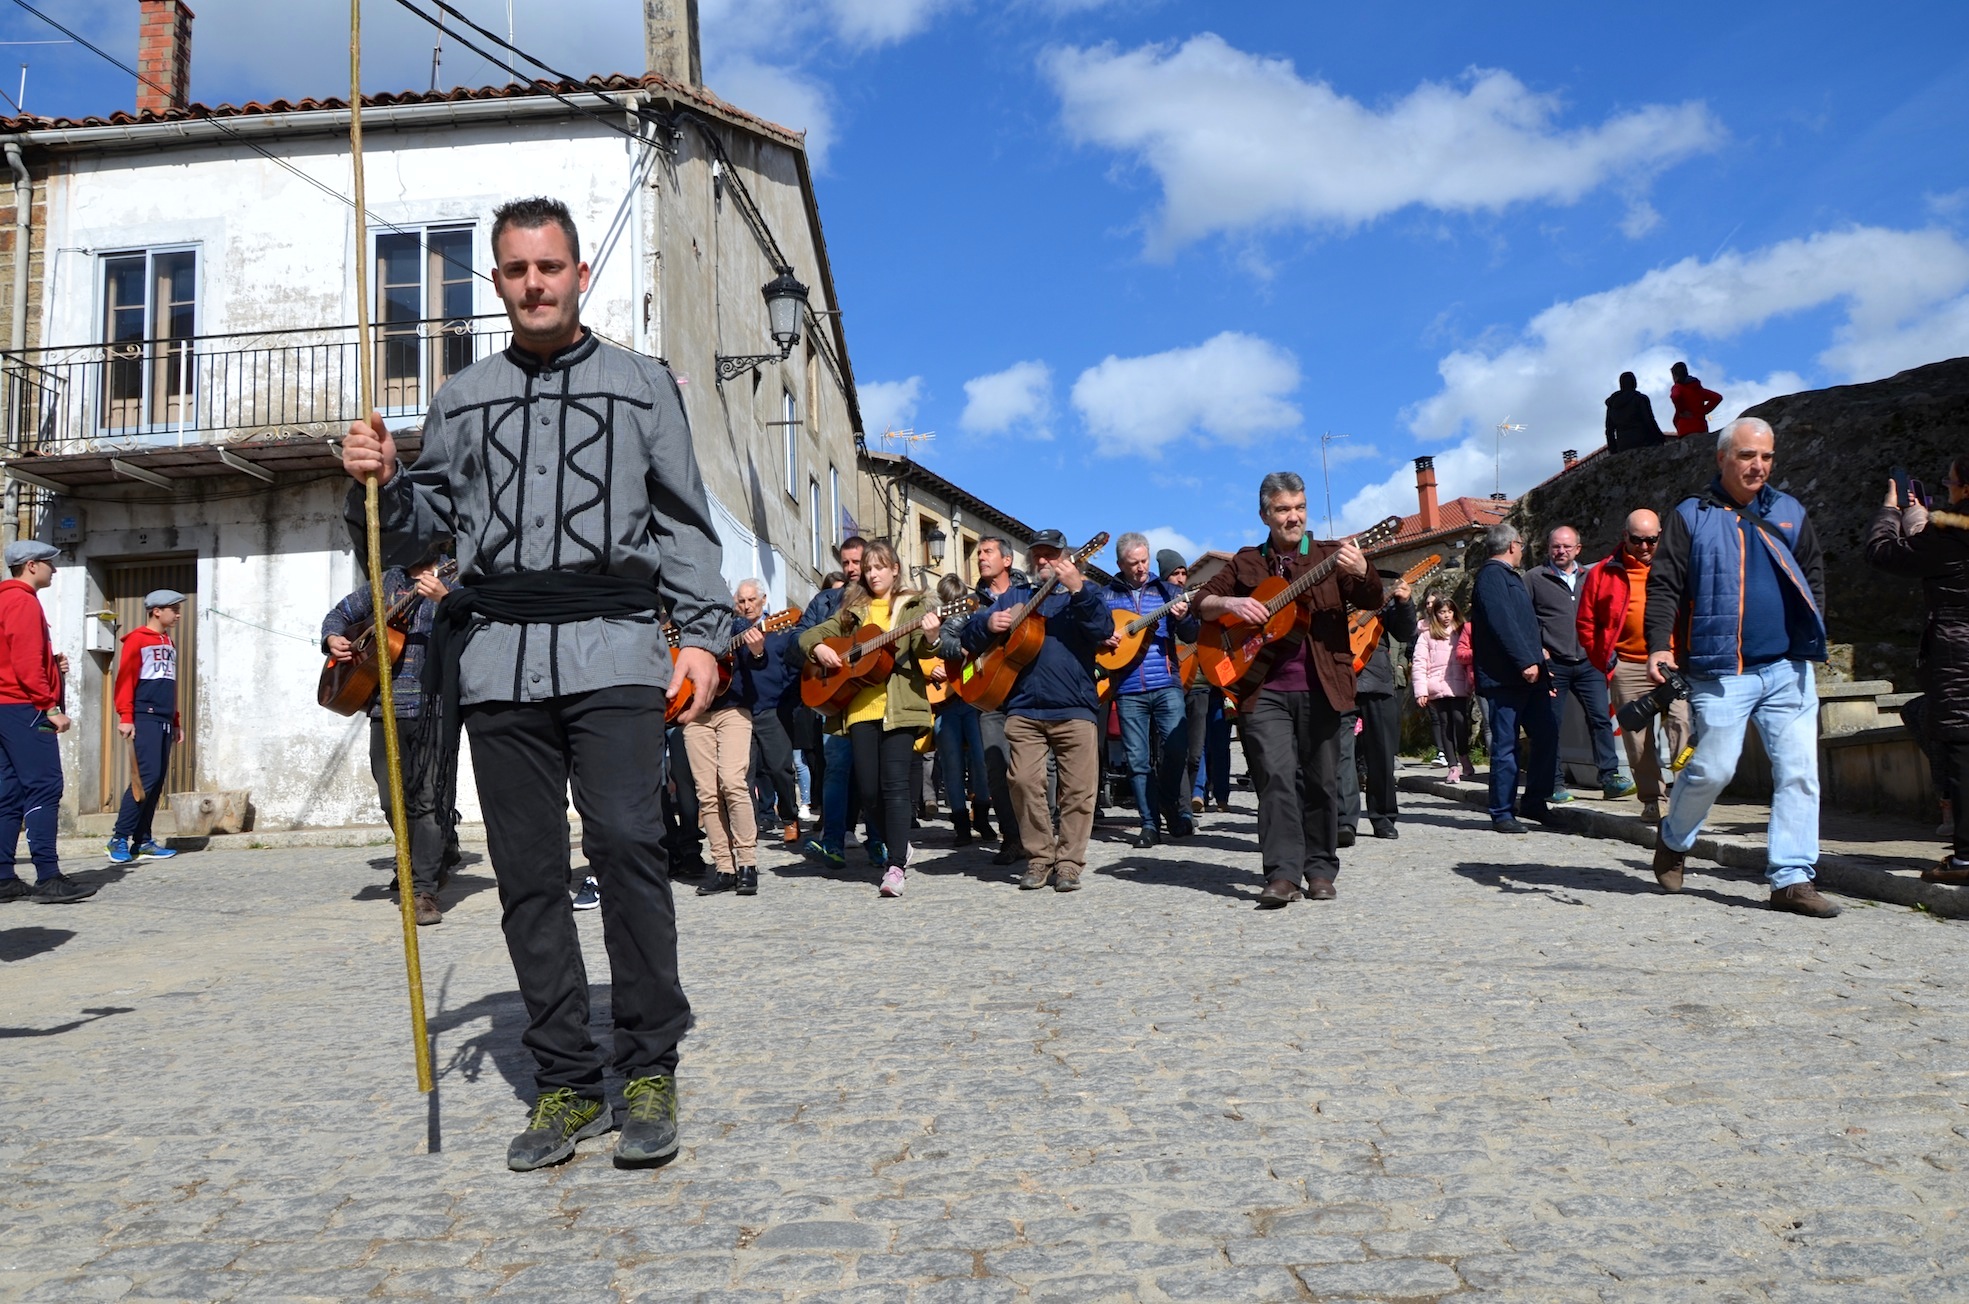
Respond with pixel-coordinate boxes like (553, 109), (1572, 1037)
(1604, 388), (1663, 453)
(1470, 558), (1545, 693)
(1526, 563), (1588, 661)
(1866, 506), (1969, 739)
(1354, 595), (1418, 697)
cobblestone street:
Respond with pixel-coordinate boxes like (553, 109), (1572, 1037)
(4, 785), (1968, 1302)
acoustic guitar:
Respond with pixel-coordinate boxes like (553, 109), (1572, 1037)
(661, 606), (802, 723)
(1095, 581), (1204, 679)
(1194, 517), (1401, 701)
(955, 533), (1110, 712)
(1348, 554), (1442, 674)
(317, 561), (460, 717)
(801, 594), (982, 715)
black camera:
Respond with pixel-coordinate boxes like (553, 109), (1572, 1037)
(1616, 668), (1690, 733)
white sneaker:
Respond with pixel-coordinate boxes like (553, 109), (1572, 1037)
(879, 866), (905, 897)
(798, 803), (815, 823)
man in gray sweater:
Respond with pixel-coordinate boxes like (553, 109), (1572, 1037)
(1527, 526), (1633, 803)
(342, 197), (731, 1173)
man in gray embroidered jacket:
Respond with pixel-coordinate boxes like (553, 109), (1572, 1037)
(342, 196), (731, 1173)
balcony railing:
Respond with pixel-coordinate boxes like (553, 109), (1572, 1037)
(0, 315), (515, 456)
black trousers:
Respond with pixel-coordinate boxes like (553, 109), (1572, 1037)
(365, 714), (454, 896)
(749, 702), (800, 826)
(848, 720), (917, 870)
(979, 708), (1023, 853)
(1947, 741), (1969, 859)
(1338, 692), (1401, 834)
(1240, 688), (1345, 885)
(662, 723), (705, 872)
(464, 685), (690, 1096)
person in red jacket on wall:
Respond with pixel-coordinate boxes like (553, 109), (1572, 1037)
(1576, 509), (1691, 823)
(106, 589), (187, 866)
(0, 540), (91, 903)
(1669, 362), (1723, 437)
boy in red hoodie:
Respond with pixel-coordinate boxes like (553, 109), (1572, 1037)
(0, 540), (89, 903)
(106, 589), (185, 864)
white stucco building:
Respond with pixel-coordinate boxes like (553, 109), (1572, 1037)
(0, 2), (869, 832)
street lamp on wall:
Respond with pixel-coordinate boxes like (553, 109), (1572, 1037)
(716, 270), (811, 384)
(926, 526), (947, 567)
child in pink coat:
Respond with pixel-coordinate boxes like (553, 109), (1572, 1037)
(1413, 594), (1476, 782)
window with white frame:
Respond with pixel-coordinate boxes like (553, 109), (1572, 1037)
(782, 389), (799, 500)
(809, 477), (823, 571)
(99, 247), (197, 433)
(829, 465), (840, 546)
(376, 225), (475, 412)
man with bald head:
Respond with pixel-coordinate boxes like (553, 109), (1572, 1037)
(1644, 418), (1837, 917)
(1579, 509), (1690, 821)
(1528, 524), (1632, 805)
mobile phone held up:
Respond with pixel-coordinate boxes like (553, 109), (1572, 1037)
(1891, 466), (1928, 510)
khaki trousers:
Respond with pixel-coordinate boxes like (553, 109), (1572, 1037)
(683, 705), (756, 874)
(1609, 660), (1692, 804)
(1006, 716), (1098, 879)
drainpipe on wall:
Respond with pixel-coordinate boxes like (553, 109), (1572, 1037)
(3, 140), (28, 549)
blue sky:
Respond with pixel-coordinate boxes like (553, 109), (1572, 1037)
(20, 1), (1969, 561)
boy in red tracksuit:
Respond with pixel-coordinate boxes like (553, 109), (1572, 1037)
(107, 589), (186, 864)
(0, 540), (90, 903)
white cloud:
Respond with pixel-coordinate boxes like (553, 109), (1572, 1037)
(1043, 35), (1723, 256)
(1071, 331), (1301, 456)
(1339, 225), (1969, 527)
(823, 0), (955, 47)
(959, 360), (1054, 437)
(1143, 526), (1201, 565)
(859, 376), (925, 436)
(699, 54), (837, 164)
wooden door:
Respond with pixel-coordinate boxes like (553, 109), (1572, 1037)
(97, 558), (198, 812)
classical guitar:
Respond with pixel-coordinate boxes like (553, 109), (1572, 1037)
(1174, 639), (1199, 689)
(801, 594), (982, 716)
(660, 607), (802, 723)
(1095, 581), (1204, 679)
(955, 533), (1111, 712)
(1348, 555), (1442, 674)
(1195, 517), (1401, 701)
(317, 561), (460, 717)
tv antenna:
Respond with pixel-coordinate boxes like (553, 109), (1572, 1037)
(1318, 431), (1350, 538)
(1493, 418), (1526, 496)
(879, 427), (935, 455)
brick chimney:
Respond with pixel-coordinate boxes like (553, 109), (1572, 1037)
(1562, 449), (1578, 468)
(1413, 456), (1440, 533)
(135, 0), (194, 115)
(644, 0), (701, 88)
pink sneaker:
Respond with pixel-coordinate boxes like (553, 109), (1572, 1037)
(1446, 764), (1461, 784)
(879, 867), (905, 897)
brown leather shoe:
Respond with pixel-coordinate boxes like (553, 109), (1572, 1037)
(1304, 878), (1336, 901)
(1257, 878), (1302, 908)
(1922, 855), (1969, 883)
(1651, 841), (1685, 893)
(1770, 883), (1842, 917)
(1018, 865), (1052, 891)
(783, 822), (799, 845)
(414, 892), (441, 926)
(1053, 866), (1083, 892)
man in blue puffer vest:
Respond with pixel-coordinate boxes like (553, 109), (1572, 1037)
(1644, 416), (1839, 917)
(1099, 532), (1201, 849)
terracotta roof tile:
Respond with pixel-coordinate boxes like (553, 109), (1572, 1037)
(1372, 495), (1515, 554)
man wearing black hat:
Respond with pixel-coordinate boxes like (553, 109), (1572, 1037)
(959, 529), (1109, 891)
(106, 588), (188, 865)
(1338, 575), (1416, 842)
(0, 540), (90, 904)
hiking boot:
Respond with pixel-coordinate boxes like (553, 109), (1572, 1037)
(507, 1088), (609, 1172)
(1018, 864), (1052, 890)
(413, 892), (441, 926)
(736, 866), (758, 896)
(33, 874), (97, 904)
(0, 875), (32, 903)
(1651, 842), (1685, 894)
(879, 866), (906, 898)
(1053, 866), (1083, 892)
(104, 837), (133, 865)
(1770, 883), (1842, 918)
(135, 841), (178, 861)
(616, 1075), (680, 1168)
(1603, 777), (1638, 799)
(572, 876), (600, 910)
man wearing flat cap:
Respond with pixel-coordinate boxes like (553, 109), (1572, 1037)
(960, 529), (1110, 892)
(106, 588), (187, 865)
(0, 540), (90, 903)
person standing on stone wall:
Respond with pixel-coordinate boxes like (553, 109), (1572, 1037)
(1646, 417), (1839, 916)
(1669, 362), (1723, 437)
(1604, 372), (1665, 454)
(1527, 526), (1634, 806)
(1578, 510), (1691, 823)
(0, 541), (89, 904)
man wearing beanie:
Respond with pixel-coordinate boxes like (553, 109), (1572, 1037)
(0, 541), (90, 903)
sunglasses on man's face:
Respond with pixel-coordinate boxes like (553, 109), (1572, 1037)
(1627, 534), (1661, 546)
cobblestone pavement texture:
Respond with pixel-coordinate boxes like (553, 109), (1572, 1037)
(5, 782), (1968, 1302)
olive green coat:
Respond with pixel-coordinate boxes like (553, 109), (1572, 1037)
(797, 593), (936, 733)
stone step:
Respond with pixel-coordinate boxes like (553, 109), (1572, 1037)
(1817, 679), (1895, 700)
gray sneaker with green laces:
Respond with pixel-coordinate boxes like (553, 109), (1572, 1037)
(506, 1088), (610, 1172)
(615, 1075), (680, 1167)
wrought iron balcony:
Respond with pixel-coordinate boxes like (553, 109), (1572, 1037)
(0, 315), (515, 457)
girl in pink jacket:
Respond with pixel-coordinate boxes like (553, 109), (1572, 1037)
(1413, 595), (1476, 782)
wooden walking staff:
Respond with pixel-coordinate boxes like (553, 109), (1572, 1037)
(350, 0), (434, 1095)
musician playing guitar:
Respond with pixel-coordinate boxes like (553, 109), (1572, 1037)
(684, 586), (777, 899)
(1194, 472), (1382, 907)
(798, 540), (942, 898)
(1338, 576), (1416, 846)
(1099, 533), (1201, 850)
(936, 536), (1027, 865)
(320, 544), (460, 925)
(958, 529), (1110, 893)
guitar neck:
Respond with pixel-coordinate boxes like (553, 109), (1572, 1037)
(1127, 584), (1199, 635)
(1266, 552), (1343, 615)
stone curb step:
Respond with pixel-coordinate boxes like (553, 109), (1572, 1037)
(56, 822), (498, 859)
(1396, 773), (1969, 919)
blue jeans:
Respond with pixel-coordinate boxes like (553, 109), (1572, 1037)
(820, 731), (854, 854)
(1480, 683), (1557, 821)
(1193, 693), (1232, 803)
(1547, 657), (1623, 787)
(1660, 659), (1819, 888)
(793, 749), (811, 807)
(1117, 686), (1190, 833)
(935, 700), (988, 814)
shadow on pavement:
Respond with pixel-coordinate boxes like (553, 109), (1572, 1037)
(427, 986), (548, 1106)
(0, 1004), (134, 1038)
(1098, 854), (1259, 904)
(354, 866), (498, 907)
(1449, 860), (1765, 912)
(0, 925), (75, 963)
